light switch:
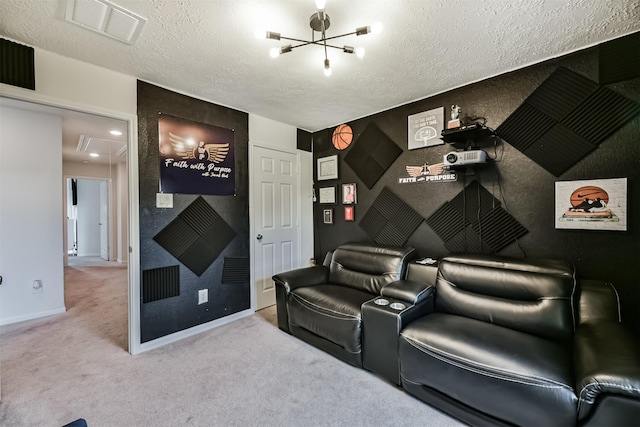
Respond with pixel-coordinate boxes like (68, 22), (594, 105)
(156, 193), (173, 208)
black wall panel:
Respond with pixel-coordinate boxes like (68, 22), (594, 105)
(137, 81), (249, 343)
(312, 34), (640, 335)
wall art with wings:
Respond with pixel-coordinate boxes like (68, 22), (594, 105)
(158, 113), (235, 196)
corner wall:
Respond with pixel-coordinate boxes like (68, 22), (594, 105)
(312, 42), (640, 333)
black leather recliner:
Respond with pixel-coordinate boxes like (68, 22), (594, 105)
(398, 254), (640, 427)
(273, 242), (417, 367)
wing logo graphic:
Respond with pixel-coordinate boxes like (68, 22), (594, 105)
(169, 132), (230, 164)
(406, 163), (445, 177)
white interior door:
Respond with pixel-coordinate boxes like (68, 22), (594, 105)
(252, 146), (299, 310)
(99, 180), (109, 260)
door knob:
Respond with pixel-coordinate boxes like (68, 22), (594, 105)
(256, 234), (263, 241)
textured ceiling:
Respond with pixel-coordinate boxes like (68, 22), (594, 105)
(1, 0), (639, 132)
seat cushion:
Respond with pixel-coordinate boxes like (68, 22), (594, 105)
(288, 284), (373, 354)
(400, 313), (578, 426)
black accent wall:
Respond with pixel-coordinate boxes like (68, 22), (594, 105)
(311, 36), (640, 334)
(137, 81), (249, 343)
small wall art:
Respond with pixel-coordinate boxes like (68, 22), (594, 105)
(344, 206), (355, 221)
(408, 106), (445, 150)
(317, 155), (338, 181)
(555, 178), (627, 231)
(318, 186), (337, 204)
(323, 208), (334, 224)
(342, 183), (357, 204)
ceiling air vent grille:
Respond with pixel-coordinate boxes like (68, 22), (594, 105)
(64, 0), (146, 45)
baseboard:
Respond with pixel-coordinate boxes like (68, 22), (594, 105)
(135, 309), (254, 354)
(0, 306), (67, 326)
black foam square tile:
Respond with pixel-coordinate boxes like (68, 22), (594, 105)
(375, 223), (409, 246)
(599, 32), (640, 85)
(425, 202), (468, 242)
(179, 239), (219, 277)
(344, 123), (402, 189)
(562, 85), (640, 146)
(359, 206), (387, 239)
(179, 195), (221, 234)
(524, 124), (596, 176)
(222, 257), (250, 284)
(472, 206), (528, 253)
(153, 217), (200, 258)
(526, 67), (598, 121)
(449, 180), (501, 222)
(445, 226), (491, 254)
(495, 103), (556, 152)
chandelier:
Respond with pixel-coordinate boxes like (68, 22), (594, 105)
(256, 0), (381, 76)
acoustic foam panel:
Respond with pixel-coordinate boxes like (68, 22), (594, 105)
(153, 196), (236, 276)
(222, 257), (250, 284)
(142, 265), (180, 303)
(359, 187), (424, 246)
(426, 180), (527, 254)
(297, 128), (312, 152)
(0, 38), (35, 90)
(599, 32), (640, 85)
(496, 67), (640, 176)
(344, 123), (403, 189)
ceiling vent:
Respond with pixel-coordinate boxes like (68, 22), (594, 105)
(77, 134), (127, 158)
(64, 0), (146, 44)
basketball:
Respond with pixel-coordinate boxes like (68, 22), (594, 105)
(332, 124), (353, 150)
(570, 186), (609, 207)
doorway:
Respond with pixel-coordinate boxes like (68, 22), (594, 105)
(66, 178), (113, 266)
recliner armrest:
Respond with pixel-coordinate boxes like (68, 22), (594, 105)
(381, 280), (434, 305)
(272, 265), (329, 293)
(574, 321), (640, 421)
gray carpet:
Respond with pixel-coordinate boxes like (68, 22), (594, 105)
(0, 265), (462, 426)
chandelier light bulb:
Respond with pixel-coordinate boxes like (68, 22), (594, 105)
(270, 47), (280, 58)
(355, 47), (365, 58)
(315, 0), (327, 10)
(371, 21), (383, 34)
(324, 58), (331, 76)
(254, 28), (266, 39)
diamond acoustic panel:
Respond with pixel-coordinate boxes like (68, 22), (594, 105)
(344, 123), (403, 189)
(598, 32), (640, 85)
(496, 67), (640, 176)
(359, 187), (424, 246)
(426, 180), (527, 254)
(153, 196), (236, 276)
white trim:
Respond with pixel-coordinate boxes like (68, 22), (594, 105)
(0, 89), (140, 356)
(0, 306), (66, 326)
(136, 309), (253, 353)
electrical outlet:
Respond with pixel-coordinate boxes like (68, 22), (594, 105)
(32, 280), (43, 293)
(198, 289), (208, 305)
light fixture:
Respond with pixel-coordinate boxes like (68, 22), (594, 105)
(110, 130), (122, 136)
(89, 153), (100, 158)
(258, 1), (379, 76)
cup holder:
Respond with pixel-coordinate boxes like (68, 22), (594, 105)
(374, 298), (389, 306)
(390, 302), (406, 310)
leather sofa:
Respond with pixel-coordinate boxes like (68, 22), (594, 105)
(273, 247), (639, 426)
(397, 254), (640, 426)
(272, 242), (417, 367)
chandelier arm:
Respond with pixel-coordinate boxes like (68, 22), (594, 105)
(320, 31), (358, 42)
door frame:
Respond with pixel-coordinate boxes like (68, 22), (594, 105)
(249, 143), (303, 312)
(0, 91), (141, 355)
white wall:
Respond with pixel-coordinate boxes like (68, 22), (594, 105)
(0, 106), (65, 325)
(248, 114), (314, 267)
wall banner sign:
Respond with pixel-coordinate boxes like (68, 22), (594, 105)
(398, 162), (457, 184)
(158, 114), (235, 196)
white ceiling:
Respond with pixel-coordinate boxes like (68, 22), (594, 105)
(1, 0), (639, 133)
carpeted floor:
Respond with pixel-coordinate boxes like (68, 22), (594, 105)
(0, 265), (462, 427)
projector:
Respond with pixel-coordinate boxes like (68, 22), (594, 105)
(444, 150), (487, 166)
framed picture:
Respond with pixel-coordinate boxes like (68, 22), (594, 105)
(318, 186), (337, 204)
(408, 107), (445, 150)
(342, 183), (357, 204)
(555, 178), (627, 231)
(323, 208), (334, 224)
(344, 206), (355, 221)
(317, 155), (338, 181)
